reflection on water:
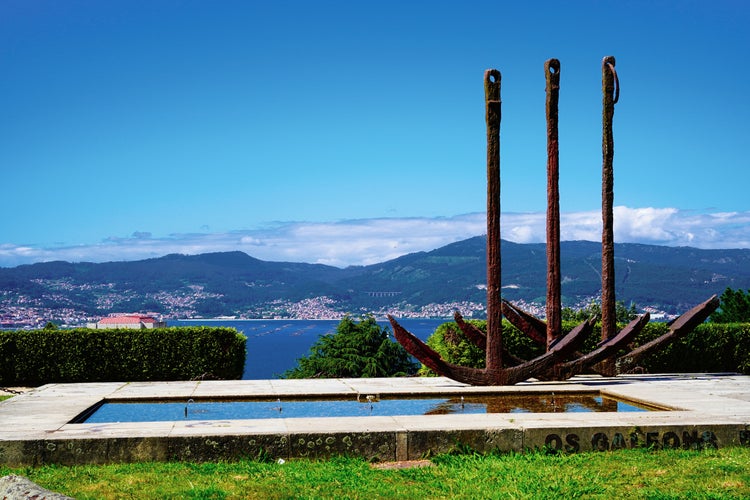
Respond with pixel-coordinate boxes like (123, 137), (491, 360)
(79, 393), (654, 423)
(422, 394), (623, 415)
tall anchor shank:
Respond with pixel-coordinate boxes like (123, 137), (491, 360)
(484, 69), (503, 371)
(601, 56), (618, 341)
(545, 59), (562, 347)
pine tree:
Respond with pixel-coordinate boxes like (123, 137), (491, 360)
(710, 288), (750, 323)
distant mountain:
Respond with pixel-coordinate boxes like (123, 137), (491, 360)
(335, 238), (750, 314)
(2, 238), (749, 321)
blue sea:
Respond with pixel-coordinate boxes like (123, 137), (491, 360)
(170, 318), (449, 380)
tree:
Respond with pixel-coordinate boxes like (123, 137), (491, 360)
(710, 288), (750, 323)
(283, 315), (418, 378)
(561, 300), (637, 323)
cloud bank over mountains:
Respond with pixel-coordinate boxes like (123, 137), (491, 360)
(2, 207), (749, 269)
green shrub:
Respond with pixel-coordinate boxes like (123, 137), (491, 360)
(418, 320), (486, 376)
(283, 315), (418, 378)
(420, 319), (750, 376)
(420, 319), (546, 375)
(633, 322), (750, 374)
(0, 327), (246, 385)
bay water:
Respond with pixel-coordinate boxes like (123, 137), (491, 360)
(171, 318), (448, 379)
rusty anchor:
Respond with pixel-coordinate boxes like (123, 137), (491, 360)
(501, 57), (651, 380)
(388, 57), (718, 386)
(388, 68), (592, 386)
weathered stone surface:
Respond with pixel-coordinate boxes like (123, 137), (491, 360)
(170, 434), (289, 462)
(42, 437), (171, 465)
(104, 437), (171, 464)
(0, 440), (44, 467)
(407, 428), (523, 457)
(289, 432), (396, 462)
(0, 474), (73, 500)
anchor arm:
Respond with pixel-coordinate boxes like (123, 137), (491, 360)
(501, 299), (547, 345)
(390, 314), (594, 386)
(551, 313), (650, 380)
(499, 317), (595, 385)
(454, 311), (526, 366)
(616, 295), (718, 374)
(389, 316), (491, 385)
(453, 310), (487, 350)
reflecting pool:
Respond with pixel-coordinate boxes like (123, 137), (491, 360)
(77, 393), (658, 423)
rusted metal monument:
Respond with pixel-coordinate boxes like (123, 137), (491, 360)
(388, 57), (718, 386)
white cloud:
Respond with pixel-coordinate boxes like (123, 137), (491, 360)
(234, 215), (487, 267)
(2, 208), (750, 268)
(613, 206), (679, 242)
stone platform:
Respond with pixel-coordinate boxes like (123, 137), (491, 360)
(1, 374), (749, 465)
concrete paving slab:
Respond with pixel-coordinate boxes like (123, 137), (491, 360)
(268, 378), (355, 396)
(109, 381), (199, 399)
(282, 415), (405, 434)
(170, 418), (289, 436)
(190, 380), (276, 398)
(53, 422), (178, 439)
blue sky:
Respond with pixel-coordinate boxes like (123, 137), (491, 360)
(1, 1), (748, 268)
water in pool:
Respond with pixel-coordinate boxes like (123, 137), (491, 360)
(78, 393), (654, 423)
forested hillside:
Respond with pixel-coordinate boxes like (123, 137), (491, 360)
(2, 238), (749, 323)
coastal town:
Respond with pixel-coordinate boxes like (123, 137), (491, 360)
(0, 277), (632, 330)
(0, 272), (566, 329)
(0, 287), (489, 329)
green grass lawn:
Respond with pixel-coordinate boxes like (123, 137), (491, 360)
(2, 447), (749, 499)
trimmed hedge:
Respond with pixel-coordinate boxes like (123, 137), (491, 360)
(633, 322), (750, 374)
(421, 320), (750, 376)
(0, 327), (247, 386)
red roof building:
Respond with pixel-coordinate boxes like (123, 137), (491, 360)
(89, 314), (166, 329)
